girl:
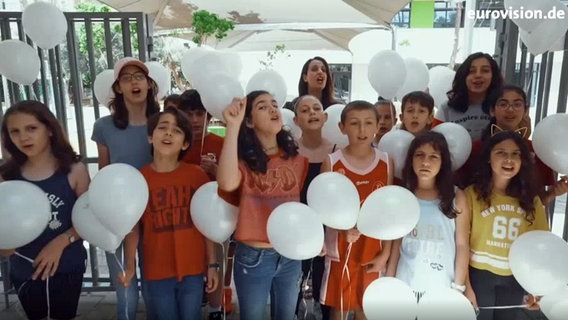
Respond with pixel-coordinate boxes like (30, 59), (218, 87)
(119, 107), (219, 320)
(90, 57), (160, 320)
(385, 132), (474, 305)
(217, 91), (309, 320)
(320, 100), (393, 320)
(457, 85), (567, 201)
(399, 91), (435, 136)
(372, 99), (397, 147)
(466, 131), (548, 320)
(293, 94), (335, 319)
(297, 57), (340, 110)
(434, 52), (503, 142)
(0, 100), (90, 320)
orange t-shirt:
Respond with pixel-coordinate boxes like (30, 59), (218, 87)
(140, 162), (210, 281)
(182, 133), (224, 168)
(218, 152), (309, 244)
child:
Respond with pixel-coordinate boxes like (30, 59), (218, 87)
(372, 99), (397, 147)
(466, 130), (548, 320)
(178, 89), (226, 319)
(0, 100), (90, 320)
(163, 93), (182, 108)
(293, 94), (336, 319)
(385, 132), (474, 304)
(319, 100), (394, 320)
(217, 90), (309, 320)
(119, 107), (219, 319)
(399, 91), (435, 136)
(456, 85), (567, 202)
(91, 57), (161, 320)
(434, 52), (503, 142)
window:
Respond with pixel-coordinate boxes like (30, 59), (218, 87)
(330, 64), (352, 103)
(392, 5), (411, 28)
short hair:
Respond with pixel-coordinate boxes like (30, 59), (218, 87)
(147, 106), (193, 160)
(401, 91), (435, 114)
(375, 99), (397, 116)
(179, 89), (207, 114)
(164, 94), (182, 107)
(340, 100), (379, 124)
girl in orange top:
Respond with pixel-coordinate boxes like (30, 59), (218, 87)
(217, 91), (308, 320)
(120, 107), (218, 320)
(319, 100), (394, 320)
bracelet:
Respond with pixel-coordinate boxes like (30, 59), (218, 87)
(208, 263), (220, 270)
(451, 282), (466, 293)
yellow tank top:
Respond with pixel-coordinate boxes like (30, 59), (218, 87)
(465, 185), (549, 276)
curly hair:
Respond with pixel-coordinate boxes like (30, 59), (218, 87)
(447, 52), (503, 115)
(238, 90), (298, 173)
(472, 130), (538, 223)
(402, 131), (458, 218)
(1, 100), (81, 180)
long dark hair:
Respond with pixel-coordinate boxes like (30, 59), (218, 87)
(109, 74), (161, 129)
(447, 52), (503, 114)
(403, 131), (458, 218)
(480, 84), (529, 141)
(298, 56), (338, 109)
(238, 90), (298, 173)
(472, 131), (538, 223)
(0, 100), (81, 180)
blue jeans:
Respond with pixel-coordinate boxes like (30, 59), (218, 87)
(233, 242), (302, 320)
(146, 274), (204, 320)
(106, 242), (157, 320)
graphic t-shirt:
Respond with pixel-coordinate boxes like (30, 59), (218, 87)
(434, 103), (491, 142)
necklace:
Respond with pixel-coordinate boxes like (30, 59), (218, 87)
(263, 146), (278, 152)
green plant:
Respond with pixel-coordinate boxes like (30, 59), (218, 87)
(191, 10), (235, 45)
(259, 44), (290, 69)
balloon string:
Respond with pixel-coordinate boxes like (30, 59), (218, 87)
(340, 243), (353, 320)
(478, 304), (526, 309)
(113, 252), (129, 320)
(301, 260), (313, 320)
(221, 242), (227, 320)
(12, 252), (51, 319)
(200, 115), (207, 157)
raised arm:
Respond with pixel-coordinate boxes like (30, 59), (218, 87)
(217, 98), (246, 192)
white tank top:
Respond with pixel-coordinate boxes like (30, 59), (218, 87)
(396, 198), (456, 297)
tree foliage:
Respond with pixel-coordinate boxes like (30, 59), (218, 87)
(191, 10), (235, 45)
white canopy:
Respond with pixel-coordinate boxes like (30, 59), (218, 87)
(98, 0), (410, 50)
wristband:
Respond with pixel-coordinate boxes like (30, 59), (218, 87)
(451, 282), (466, 293)
(208, 263), (220, 270)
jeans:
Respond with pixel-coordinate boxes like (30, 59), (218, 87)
(233, 242), (302, 320)
(106, 244), (139, 320)
(146, 274), (204, 320)
(469, 267), (526, 320)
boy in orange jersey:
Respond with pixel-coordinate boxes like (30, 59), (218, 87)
(119, 107), (219, 319)
(320, 100), (394, 320)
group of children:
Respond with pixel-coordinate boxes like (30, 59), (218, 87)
(0, 52), (567, 320)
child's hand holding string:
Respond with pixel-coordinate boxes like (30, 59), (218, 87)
(222, 97), (247, 129)
(117, 266), (136, 287)
(32, 234), (67, 280)
(205, 266), (219, 293)
(345, 228), (361, 243)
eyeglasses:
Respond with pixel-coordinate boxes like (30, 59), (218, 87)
(495, 101), (525, 110)
(119, 72), (146, 82)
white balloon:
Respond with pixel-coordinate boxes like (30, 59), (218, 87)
(89, 163), (149, 237)
(396, 57), (429, 99)
(0, 40), (40, 85)
(540, 288), (568, 320)
(368, 50), (406, 100)
(280, 108), (302, 140)
(246, 70), (288, 108)
(187, 52), (229, 89)
(22, 2), (67, 50)
(307, 172), (360, 230)
(377, 129), (415, 179)
(0, 181), (51, 249)
(432, 122), (472, 171)
(532, 113), (568, 174)
(190, 182), (238, 244)
(509, 230), (568, 295)
(363, 277), (417, 320)
(519, 7), (568, 56)
(93, 69), (115, 107)
(181, 47), (212, 84)
(428, 66), (455, 108)
(504, 0), (547, 32)
(195, 72), (244, 120)
(72, 193), (122, 253)
(417, 288), (477, 320)
(145, 61), (171, 100)
(219, 51), (243, 79)
(267, 202), (324, 260)
(322, 104), (349, 148)
(358, 186), (420, 240)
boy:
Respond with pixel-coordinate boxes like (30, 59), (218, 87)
(320, 100), (394, 320)
(399, 91), (435, 136)
(120, 107), (219, 319)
